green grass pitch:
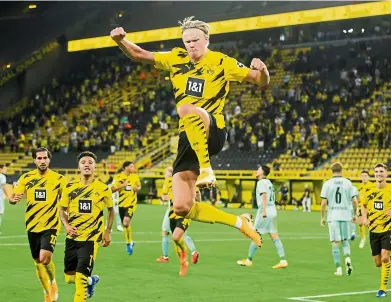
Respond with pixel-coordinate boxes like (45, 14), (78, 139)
(0, 202), (389, 301)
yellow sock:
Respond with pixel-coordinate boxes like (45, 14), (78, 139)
(44, 261), (56, 283)
(186, 202), (238, 227)
(174, 238), (188, 261)
(65, 274), (76, 284)
(359, 225), (366, 238)
(380, 261), (391, 291)
(74, 272), (88, 302)
(35, 262), (51, 294)
(124, 225), (132, 243)
(182, 114), (211, 169)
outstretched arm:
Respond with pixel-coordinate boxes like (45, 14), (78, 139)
(111, 27), (155, 64)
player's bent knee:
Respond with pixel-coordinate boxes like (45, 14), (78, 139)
(173, 204), (191, 217)
(381, 256), (390, 263)
(177, 104), (197, 117)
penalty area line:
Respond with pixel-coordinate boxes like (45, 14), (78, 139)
(287, 289), (391, 301)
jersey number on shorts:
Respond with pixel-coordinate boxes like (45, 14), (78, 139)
(185, 77), (205, 98)
(374, 200), (384, 210)
(79, 199), (92, 214)
(35, 189), (46, 202)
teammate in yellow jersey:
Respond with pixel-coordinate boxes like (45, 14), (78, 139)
(361, 163), (391, 298)
(60, 151), (114, 302)
(156, 167), (200, 276)
(111, 16), (268, 248)
(111, 161), (141, 255)
(10, 147), (65, 302)
(357, 170), (373, 248)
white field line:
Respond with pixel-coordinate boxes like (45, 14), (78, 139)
(0, 236), (327, 247)
(287, 289), (391, 301)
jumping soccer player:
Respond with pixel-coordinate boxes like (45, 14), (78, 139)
(111, 16), (269, 248)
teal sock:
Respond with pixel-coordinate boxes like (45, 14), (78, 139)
(273, 238), (286, 260)
(332, 245), (341, 267)
(247, 242), (258, 261)
(184, 235), (196, 253)
(342, 240), (351, 257)
(162, 235), (169, 257)
(350, 222), (356, 235)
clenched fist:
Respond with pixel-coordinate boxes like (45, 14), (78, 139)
(250, 58), (267, 72)
(110, 27), (126, 43)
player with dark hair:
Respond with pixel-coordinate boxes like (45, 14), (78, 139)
(10, 147), (65, 302)
(111, 161), (141, 255)
(361, 163), (390, 298)
(60, 151), (114, 301)
(237, 165), (288, 268)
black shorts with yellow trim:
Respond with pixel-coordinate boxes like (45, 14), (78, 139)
(173, 113), (227, 176)
(64, 238), (99, 276)
(168, 207), (191, 233)
(27, 229), (57, 260)
(370, 230), (391, 256)
(119, 205), (137, 222)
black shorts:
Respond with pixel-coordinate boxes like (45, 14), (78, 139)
(173, 113), (227, 175)
(64, 238), (98, 276)
(119, 205), (136, 222)
(169, 208), (190, 233)
(370, 230), (391, 256)
(27, 229), (57, 260)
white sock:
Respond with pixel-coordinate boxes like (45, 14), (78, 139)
(235, 217), (242, 229)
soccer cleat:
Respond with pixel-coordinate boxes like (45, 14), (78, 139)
(239, 214), (262, 247)
(359, 238), (366, 248)
(50, 281), (59, 301)
(345, 257), (353, 276)
(191, 251), (200, 264)
(334, 267), (343, 276)
(179, 252), (189, 277)
(350, 234), (356, 241)
(156, 256), (169, 263)
(272, 260), (288, 269)
(196, 168), (216, 188)
(237, 259), (252, 267)
(126, 242), (135, 255)
(117, 225), (124, 231)
(376, 290), (387, 298)
(86, 275), (100, 299)
(44, 293), (51, 302)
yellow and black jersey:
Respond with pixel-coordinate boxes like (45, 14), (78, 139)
(113, 172), (141, 208)
(154, 48), (250, 131)
(162, 177), (173, 200)
(60, 179), (113, 242)
(358, 181), (375, 206)
(13, 169), (65, 234)
(363, 183), (391, 233)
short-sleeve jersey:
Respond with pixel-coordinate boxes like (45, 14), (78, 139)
(321, 176), (356, 222)
(13, 169), (66, 234)
(363, 183), (391, 233)
(60, 179), (113, 242)
(358, 181), (374, 206)
(112, 173), (141, 208)
(154, 48), (250, 130)
(256, 178), (277, 217)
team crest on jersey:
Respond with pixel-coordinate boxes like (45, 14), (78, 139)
(206, 66), (215, 75)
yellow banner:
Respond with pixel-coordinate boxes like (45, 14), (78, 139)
(68, 2), (390, 52)
(0, 41), (60, 87)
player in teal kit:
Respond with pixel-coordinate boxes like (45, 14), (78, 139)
(237, 165), (288, 268)
(320, 162), (358, 276)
